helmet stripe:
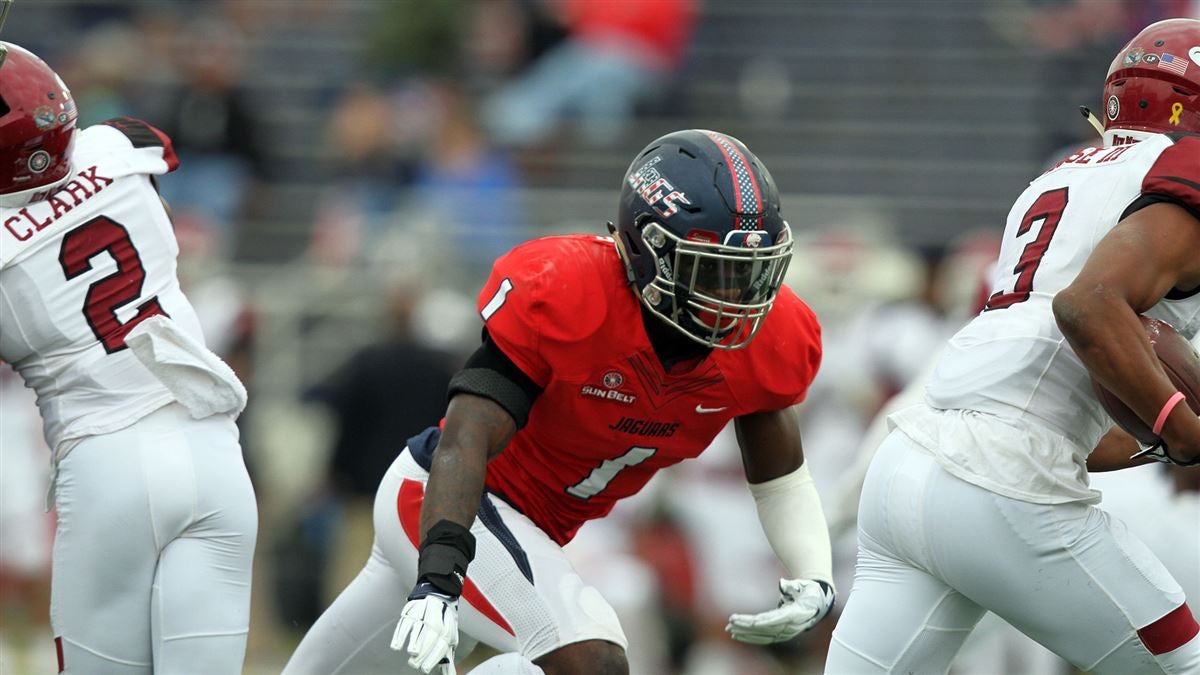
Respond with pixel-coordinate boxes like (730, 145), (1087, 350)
(702, 130), (763, 230)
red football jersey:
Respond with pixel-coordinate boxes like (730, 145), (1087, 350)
(477, 234), (821, 544)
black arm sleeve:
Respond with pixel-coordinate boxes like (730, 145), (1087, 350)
(1121, 193), (1200, 224)
(447, 329), (543, 428)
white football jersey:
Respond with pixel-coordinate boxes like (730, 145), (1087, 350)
(0, 120), (211, 453)
(893, 133), (1200, 503)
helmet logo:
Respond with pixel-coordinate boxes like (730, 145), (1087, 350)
(628, 156), (691, 219)
(28, 150), (51, 173)
(642, 285), (663, 306)
(1107, 95), (1120, 121)
(1170, 102), (1184, 126)
(33, 105), (55, 130)
(1190, 47), (1200, 67)
(646, 228), (667, 248)
(745, 232), (763, 248)
(602, 371), (624, 389)
(1157, 53), (1189, 76)
(1124, 47), (1145, 66)
(1143, 54), (1160, 65)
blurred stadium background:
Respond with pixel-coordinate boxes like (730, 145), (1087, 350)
(2, 1), (1198, 674)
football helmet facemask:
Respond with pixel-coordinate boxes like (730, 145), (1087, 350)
(0, 41), (77, 207)
(1100, 18), (1200, 146)
(612, 129), (792, 350)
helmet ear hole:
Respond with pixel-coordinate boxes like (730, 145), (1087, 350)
(0, 95), (8, 116)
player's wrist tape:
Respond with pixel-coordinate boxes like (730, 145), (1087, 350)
(1152, 391), (1186, 435)
(416, 520), (477, 597)
(748, 462), (834, 587)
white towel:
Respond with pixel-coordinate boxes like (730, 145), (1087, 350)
(125, 316), (248, 420)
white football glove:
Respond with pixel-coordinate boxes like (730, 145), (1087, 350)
(726, 578), (835, 645)
(391, 584), (459, 675)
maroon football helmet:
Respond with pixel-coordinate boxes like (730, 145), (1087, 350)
(0, 42), (77, 206)
(1102, 19), (1200, 145)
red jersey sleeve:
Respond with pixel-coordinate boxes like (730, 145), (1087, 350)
(731, 285), (822, 412)
(476, 237), (612, 387)
(1142, 134), (1200, 218)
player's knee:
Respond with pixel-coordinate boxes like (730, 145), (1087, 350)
(535, 640), (628, 675)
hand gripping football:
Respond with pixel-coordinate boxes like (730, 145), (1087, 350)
(1090, 316), (1200, 445)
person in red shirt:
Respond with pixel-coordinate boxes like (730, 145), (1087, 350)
(284, 130), (834, 675)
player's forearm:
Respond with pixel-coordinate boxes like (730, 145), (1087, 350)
(419, 394), (517, 536)
(1087, 426), (1159, 472)
(1053, 286), (1180, 430)
(421, 440), (490, 534)
(750, 463), (834, 586)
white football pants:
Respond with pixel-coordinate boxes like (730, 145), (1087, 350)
(826, 429), (1200, 675)
(283, 448), (626, 674)
(50, 403), (257, 674)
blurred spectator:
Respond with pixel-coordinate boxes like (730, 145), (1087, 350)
(311, 80), (528, 291)
(993, 0), (1195, 157)
(61, 22), (142, 126)
(410, 82), (528, 274)
(155, 15), (266, 254)
(0, 366), (55, 674)
(307, 83), (419, 268)
(306, 282), (458, 503)
(301, 283), (459, 603)
(483, 0), (697, 147)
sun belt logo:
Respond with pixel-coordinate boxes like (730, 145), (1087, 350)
(629, 155), (691, 219)
(582, 371), (636, 404)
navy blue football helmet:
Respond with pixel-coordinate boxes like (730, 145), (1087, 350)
(611, 129), (792, 349)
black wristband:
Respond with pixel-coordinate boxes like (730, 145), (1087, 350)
(416, 520), (476, 597)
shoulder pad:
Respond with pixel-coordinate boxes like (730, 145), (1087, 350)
(477, 237), (612, 386)
(733, 286), (822, 410)
(1142, 135), (1200, 219)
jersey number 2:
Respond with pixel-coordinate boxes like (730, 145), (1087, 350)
(984, 187), (1069, 311)
(59, 216), (167, 354)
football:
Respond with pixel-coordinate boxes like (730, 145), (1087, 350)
(1091, 316), (1200, 444)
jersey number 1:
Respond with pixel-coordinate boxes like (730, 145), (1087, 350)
(567, 446), (657, 499)
(984, 187), (1069, 311)
(59, 216), (167, 354)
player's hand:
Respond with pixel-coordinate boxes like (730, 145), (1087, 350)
(726, 578), (835, 645)
(391, 582), (459, 674)
(1132, 439), (1200, 467)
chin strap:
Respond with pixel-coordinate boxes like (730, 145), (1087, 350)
(607, 222), (638, 285)
(1079, 107), (1106, 137)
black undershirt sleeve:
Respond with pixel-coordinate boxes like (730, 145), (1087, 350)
(1121, 193), (1200, 224)
(447, 329), (543, 428)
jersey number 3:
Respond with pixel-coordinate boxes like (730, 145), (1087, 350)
(59, 216), (167, 353)
(984, 187), (1069, 311)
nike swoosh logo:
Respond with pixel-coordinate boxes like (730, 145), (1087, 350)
(695, 405), (728, 414)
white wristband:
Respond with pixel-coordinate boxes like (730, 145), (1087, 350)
(748, 462), (834, 587)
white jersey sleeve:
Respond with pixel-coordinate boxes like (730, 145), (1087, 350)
(896, 133), (1200, 504)
(0, 119), (232, 455)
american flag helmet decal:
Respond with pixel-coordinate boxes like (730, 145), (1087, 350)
(701, 130), (764, 231)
